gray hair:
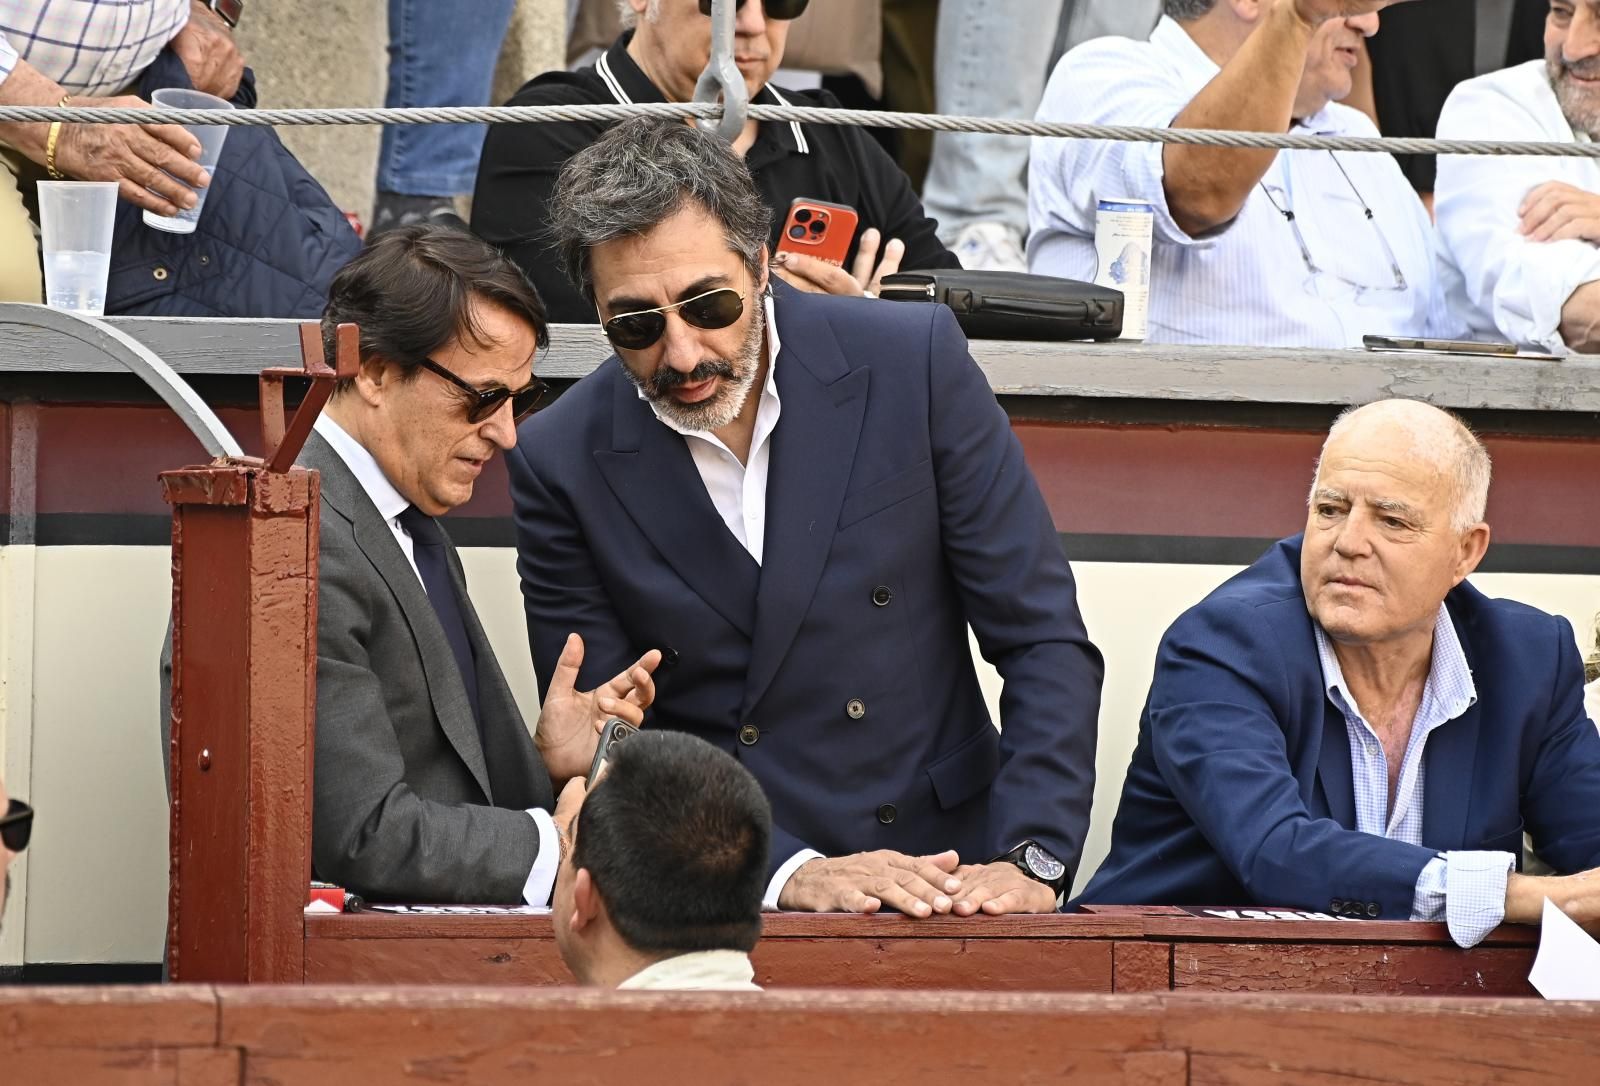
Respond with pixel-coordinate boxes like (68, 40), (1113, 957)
(549, 116), (773, 301)
(1311, 400), (1493, 533)
(1163, 0), (1218, 19)
(616, 0), (660, 29)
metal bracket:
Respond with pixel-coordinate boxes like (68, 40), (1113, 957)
(692, 0), (749, 144)
(258, 322), (357, 475)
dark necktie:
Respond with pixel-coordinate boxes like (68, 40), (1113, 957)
(395, 504), (485, 746)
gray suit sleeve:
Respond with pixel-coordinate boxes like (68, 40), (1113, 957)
(312, 555), (542, 904)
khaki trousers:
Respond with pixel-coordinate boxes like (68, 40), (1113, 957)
(0, 145), (44, 303)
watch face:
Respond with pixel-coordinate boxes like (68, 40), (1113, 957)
(1024, 843), (1065, 882)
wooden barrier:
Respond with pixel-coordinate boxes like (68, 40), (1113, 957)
(300, 906), (1541, 997)
(2, 985), (1594, 1085)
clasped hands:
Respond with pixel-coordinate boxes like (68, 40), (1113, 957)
(777, 849), (1057, 917)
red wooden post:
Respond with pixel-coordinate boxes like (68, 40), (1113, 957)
(163, 325), (355, 983)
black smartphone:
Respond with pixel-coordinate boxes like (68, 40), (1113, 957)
(587, 718), (637, 785)
(1361, 334), (1517, 357)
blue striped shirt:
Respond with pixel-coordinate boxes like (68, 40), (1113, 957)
(1315, 606), (1515, 948)
(1028, 15), (1450, 348)
(0, 0), (188, 96)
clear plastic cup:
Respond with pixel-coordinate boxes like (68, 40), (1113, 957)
(38, 180), (119, 316)
(142, 88), (235, 234)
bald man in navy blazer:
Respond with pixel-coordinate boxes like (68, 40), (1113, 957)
(509, 118), (1102, 918)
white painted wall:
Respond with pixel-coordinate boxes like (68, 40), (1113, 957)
(0, 544), (1595, 962)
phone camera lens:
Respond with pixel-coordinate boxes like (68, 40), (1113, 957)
(809, 220), (826, 235)
(793, 208), (812, 223)
(788, 225), (806, 239)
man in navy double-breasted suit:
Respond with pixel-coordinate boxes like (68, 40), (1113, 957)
(1080, 399), (1600, 945)
(508, 117), (1103, 917)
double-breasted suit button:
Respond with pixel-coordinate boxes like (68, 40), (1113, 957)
(661, 647), (680, 669)
(872, 585), (894, 607)
(876, 803), (897, 824)
(738, 724), (759, 746)
(1329, 899), (1344, 913)
(846, 698), (866, 720)
(1365, 902), (1380, 918)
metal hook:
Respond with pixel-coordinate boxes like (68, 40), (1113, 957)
(692, 0), (749, 144)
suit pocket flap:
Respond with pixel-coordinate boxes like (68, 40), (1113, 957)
(839, 458), (935, 529)
(925, 725), (1000, 811)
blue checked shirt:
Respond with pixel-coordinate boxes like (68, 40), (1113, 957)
(1315, 606), (1516, 948)
(0, 0), (189, 96)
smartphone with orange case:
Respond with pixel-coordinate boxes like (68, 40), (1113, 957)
(775, 197), (860, 267)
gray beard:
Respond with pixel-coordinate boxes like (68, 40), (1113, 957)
(635, 301), (766, 434)
(1549, 59), (1600, 137)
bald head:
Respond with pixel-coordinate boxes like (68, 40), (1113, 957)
(1302, 399), (1493, 649)
(1315, 400), (1491, 533)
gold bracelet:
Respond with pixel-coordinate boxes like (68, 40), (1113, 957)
(44, 94), (70, 180)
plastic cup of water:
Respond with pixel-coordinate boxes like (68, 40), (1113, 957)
(38, 180), (118, 316)
(142, 87), (234, 234)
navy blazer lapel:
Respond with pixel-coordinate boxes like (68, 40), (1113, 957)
(1422, 606), (1481, 851)
(303, 433), (495, 802)
(742, 292), (869, 716)
(1316, 699), (1356, 829)
(592, 362), (759, 638)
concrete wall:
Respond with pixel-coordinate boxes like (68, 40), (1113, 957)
(2, 540), (1596, 965)
(234, 0), (566, 224)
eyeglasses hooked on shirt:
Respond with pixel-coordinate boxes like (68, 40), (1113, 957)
(1258, 151), (1409, 298)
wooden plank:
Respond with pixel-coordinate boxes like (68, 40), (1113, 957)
(752, 937), (1114, 992)
(1169, 994), (1600, 1085)
(220, 988), (1177, 1086)
(303, 916), (1120, 991)
(7, 316), (1600, 414)
(0, 985), (219, 1049)
(1171, 942), (1537, 996)
(1113, 941), (1172, 992)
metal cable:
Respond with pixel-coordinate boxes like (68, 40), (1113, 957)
(4, 99), (1599, 159)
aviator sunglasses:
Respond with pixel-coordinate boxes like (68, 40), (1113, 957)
(698, 0), (811, 18)
(602, 287), (746, 351)
(2, 798), (32, 852)
(414, 356), (548, 424)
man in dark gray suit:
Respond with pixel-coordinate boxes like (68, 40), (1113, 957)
(304, 225), (659, 904)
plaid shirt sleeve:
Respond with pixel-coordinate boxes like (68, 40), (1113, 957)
(0, 2), (190, 96)
(1411, 851), (1516, 949)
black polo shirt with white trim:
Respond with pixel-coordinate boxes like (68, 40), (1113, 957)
(471, 32), (960, 324)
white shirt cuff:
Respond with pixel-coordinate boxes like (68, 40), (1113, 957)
(522, 808), (560, 907)
(1411, 850), (1514, 949)
(762, 849), (824, 912)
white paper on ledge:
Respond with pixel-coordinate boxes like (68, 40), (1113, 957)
(1528, 897), (1600, 1001)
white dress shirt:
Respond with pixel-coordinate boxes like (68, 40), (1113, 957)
(641, 293), (820, 908)
(311, 413), (560, 907)
(1028, 16), (1444, 348)
(1314, 606), (1514, 948)
(616, 949), (762, 991)
(1436, 61), (1600, 353)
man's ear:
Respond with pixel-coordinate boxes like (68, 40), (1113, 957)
(570, 867), (602, 934)
(756, 246), (772, 295)
(352, 354), (390, 409)
(1452, 523), (1491, 586)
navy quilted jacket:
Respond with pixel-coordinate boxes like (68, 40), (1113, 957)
(107, 51), (360, 317)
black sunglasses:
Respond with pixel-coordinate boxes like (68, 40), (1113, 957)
(415, 357), (548, 424)
(602, 287), (746, 351)
(1, 798), (32, 852)
(698, 0), (810, 18)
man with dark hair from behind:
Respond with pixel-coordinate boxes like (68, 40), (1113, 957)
(554, 730), (771, 990)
